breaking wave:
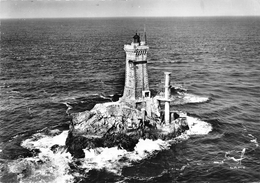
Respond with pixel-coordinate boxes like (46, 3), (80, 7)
(156, 85), (209, 105)
(212, 148), (247, 169)
(1, 114), (211, 182)
(185, 115), (213, 135)
(1, 131), (73, 183)
(80, 139), (171, 175)
(0, 114), (212, 182)
(176, 93), (209, 104)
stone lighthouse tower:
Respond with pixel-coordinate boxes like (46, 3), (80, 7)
(122, 32), (150, 102)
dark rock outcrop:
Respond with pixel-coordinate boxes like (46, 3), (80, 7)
(65, 99), (189, 158)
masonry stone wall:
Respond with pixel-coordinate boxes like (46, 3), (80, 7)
(122, 45), (149, 101)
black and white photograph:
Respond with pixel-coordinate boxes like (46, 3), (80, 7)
(1, 0), (260, 182)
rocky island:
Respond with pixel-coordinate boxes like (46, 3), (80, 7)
(65, 32), (189, 158)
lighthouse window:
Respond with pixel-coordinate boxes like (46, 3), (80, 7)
(142, 91), (150, 98)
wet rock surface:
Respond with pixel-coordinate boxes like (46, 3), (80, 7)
(65, 99), (189, 158)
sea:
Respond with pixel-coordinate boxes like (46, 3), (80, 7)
(0, 17), (260, 183)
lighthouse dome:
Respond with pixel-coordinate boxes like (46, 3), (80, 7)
(133, 33), (140, 44)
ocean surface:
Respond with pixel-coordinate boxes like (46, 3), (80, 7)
(0, 17), (260, 182)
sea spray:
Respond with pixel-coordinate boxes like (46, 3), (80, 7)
(156, 93), (209, 106)
(73, 115), (212, 175)
(4, 114), (212, 181)
(79, 139), (171, 175)
(185, 116), (212, 135)
(18, 130), (74, 183)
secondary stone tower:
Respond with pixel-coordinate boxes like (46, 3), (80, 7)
(122, 32), (150, 101)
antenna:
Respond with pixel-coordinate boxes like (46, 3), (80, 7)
(143, 24), (147, 45)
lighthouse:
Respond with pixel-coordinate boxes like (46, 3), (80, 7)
(122, 32), (150, 102)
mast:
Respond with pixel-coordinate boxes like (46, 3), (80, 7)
(144, 25), (147, 45)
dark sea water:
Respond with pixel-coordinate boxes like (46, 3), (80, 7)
(1, 17), (260, 182)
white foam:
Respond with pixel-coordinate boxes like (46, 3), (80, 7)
(133, 139), (170, 160)
(78, 112), (211, 175)
(80, 139), (171, 175)
(184, 116), (212, 135)
(248, 134), (259, 147)
(19, 130), (74, 183)
(171, 84), (187, 91)
(179, 93), (209, 104)
(99, 94), (112, 100)
(213, 161), (224, 164)
(157, 92), (209, 105)
(11, 151), (73, 183)
(16, 114), (212, 180)
(21, 130), (68, 150)
(175, 112), (212, 136)
(63, 102), (73, 114)
(82, 147), (128, 174)
(250, 139), (259, 147)
(225, 148), (247, 165)
(79, 133), (208, 175)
